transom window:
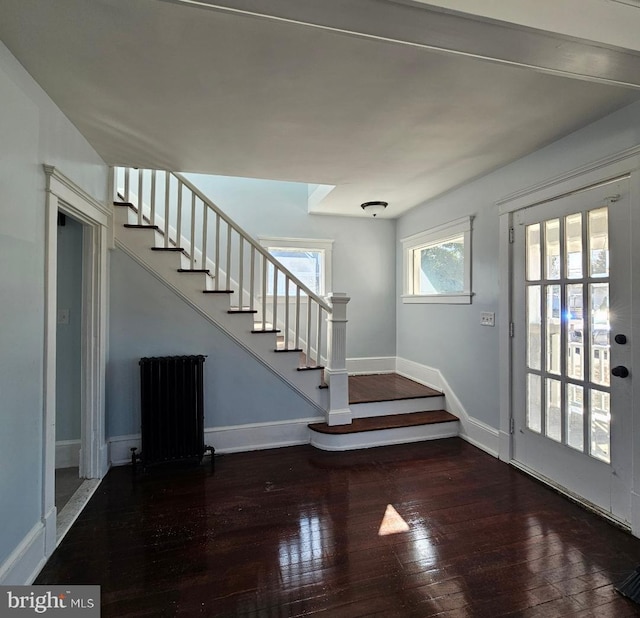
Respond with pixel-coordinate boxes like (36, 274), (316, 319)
(402, 216), (473, 304)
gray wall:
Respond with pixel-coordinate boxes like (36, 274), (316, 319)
(56, 216), (83, 443)
(185, 174), (397, 359)
(0, 42), (107, 571)
(396, 100), (640, 429)
(107, 249), (321, 438)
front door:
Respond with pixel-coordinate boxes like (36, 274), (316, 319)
(512, 178), (633, 525)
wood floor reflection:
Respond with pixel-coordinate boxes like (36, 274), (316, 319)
(36, 439), (640, 616)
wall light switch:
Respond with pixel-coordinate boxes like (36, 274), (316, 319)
(57, 308), (70, 325)
(480, 311), (495, 327)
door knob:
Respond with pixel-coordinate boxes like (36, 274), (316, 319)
(612, 366), (629, 378)
(615, 334), (627, 345)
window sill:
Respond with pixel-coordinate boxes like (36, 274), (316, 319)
(401, 292), (473, 305)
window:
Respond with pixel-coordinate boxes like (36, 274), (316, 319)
(259, 237), (333, 297)
(402, 216), (473, 304)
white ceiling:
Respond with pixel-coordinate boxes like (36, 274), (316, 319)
(1, 0), (640, 218)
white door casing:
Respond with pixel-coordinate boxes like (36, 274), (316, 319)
(43, 165), (110, 555)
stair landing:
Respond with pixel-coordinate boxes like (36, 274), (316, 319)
(349, 373), (441, 404)
(309, 373), (458, 451)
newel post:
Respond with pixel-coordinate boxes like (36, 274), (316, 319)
(325, 292), (352, 426)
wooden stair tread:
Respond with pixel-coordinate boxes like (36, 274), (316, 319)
(349, 373), (442, 404)
(124, 224), (158, 230)
(309, 410), (457, 434)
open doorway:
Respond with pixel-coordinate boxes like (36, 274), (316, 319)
(55, 213), (84, 509)
(43, 166), (110, 555)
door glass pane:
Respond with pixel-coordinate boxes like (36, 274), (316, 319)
(527, 374), (542, 433)
(590, 390), (610, 463)
(527, 286), (541, 370)
(589, 208), (609, 278)
(546, 378), (561, 442)
(566, 284), (583, 380)
(546, 285), (561, 375)
(566, 383), (584, 451)
(526, 223), (541, 281)
(590, 283), (610, 387)
(565, 213), (583, 279)
(545, 219), (561, 279)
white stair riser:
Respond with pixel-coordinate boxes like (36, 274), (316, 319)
(350, 395), (445, 418)
(310, 421), (459, 451)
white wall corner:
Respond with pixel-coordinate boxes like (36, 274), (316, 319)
(0, 523), (47, 585)
(43, 506), (57, 559)
(396, 356), (500, 457)
(498, 431), (513, 462)
(55, 440), (81, 469)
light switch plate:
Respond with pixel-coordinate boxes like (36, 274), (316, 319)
(480, 311), (495, 327)
(57, 308), (70, 325)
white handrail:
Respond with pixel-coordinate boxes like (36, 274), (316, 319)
(174, 172), (332, 311)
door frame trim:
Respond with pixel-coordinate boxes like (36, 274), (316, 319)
(42, 165), (111, 557)
(497, 147), (640, 536)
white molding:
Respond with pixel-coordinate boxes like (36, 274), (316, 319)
(310, 421), (459, 451)
(400, 215), (472, 246)
(396, 356), (500, 457)
(55, 439), (81, 469)
(108, 417), (324, 465)
(44, 165), (111, 221)
(401, 292), (472, 304)
(346, 356), (396, 375)
(497, 144), (640, 215)
(56, 479), (101, 546)
(498, 211), (513, 462)
(395, 357), (443, 390)
(0, 523), (46, 585)
(631, 491), (640, 538)
(401, 216), (473, 301)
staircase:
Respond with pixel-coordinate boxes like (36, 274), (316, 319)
(111, 167), (348, 422)
(111, 166), (458, 449)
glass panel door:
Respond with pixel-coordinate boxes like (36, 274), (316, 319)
(513, 179), (632, 525)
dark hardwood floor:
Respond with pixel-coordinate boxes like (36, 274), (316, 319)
(37, 439), (640, 617)
(348, 374), (441, 405)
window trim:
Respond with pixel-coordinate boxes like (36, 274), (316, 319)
(401, 216), (473, 304)
(258, 236), (333, 298)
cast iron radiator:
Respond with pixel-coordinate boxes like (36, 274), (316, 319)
(132, 355), (214, 469)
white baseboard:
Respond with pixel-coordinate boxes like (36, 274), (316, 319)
(346, 356), (396, 375)
(0, 522), (47, 585)
(55, 439), (81, 469)
(395, 357), (442, 390)
(395, 356), (500, 457)
(108, 416), (324, 465)
(108, 358), (499, 461)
